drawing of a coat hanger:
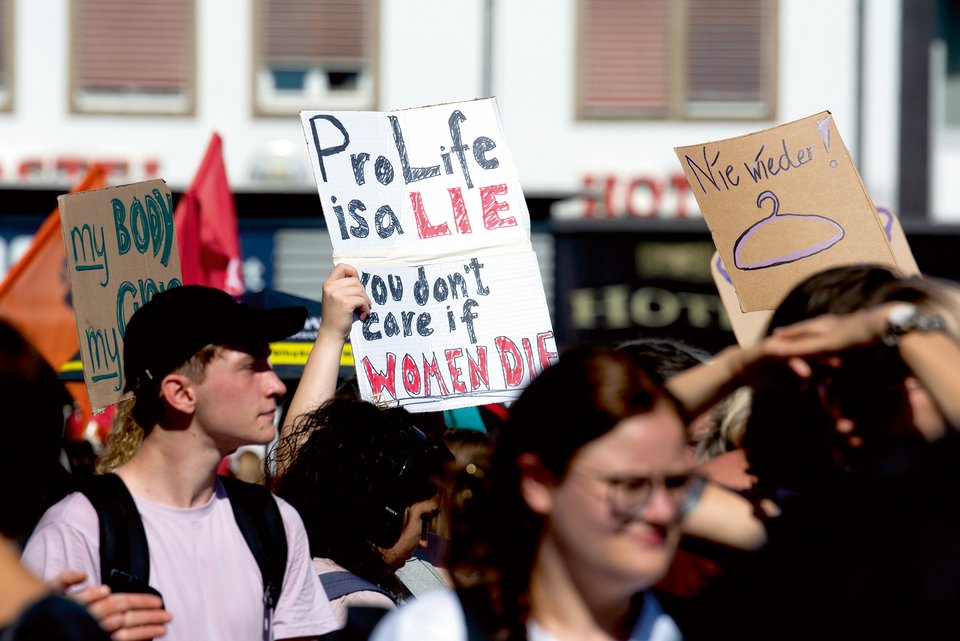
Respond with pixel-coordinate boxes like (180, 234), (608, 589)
(733, 190), (845, 270)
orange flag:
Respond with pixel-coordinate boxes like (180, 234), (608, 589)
(175, 133), (245, 296)
(0, 164), (107, 368)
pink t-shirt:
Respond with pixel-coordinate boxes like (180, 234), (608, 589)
(23, 480), (339, 641)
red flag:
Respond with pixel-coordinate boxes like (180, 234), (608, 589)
(0, 165), (107, 368)
(174, 133), (245, 296)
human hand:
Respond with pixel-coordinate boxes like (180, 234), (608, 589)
(72, 586), (171, 641)
(45, 568), (89, 594)
(318, 263), (372, 341)
(766, 305), (890, 357)
(732, 305), (893, 383)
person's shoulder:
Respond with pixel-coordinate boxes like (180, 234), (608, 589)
(272, 492), (299, 517)
(271, 492), (310, 540)
(31, 491), (98, 533)
(340, 588), (396, 611)
(370, 590), (464, 641)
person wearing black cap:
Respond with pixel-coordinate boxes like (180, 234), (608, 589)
(22, 286), (339, 641)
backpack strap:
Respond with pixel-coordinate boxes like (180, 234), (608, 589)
(318, 571), (397, 602)
(219, 476), (287, 609)
(78, 473), (162, 600)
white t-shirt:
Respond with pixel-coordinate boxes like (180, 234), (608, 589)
(370, 588), (682, 641)
(23, 480), (339, 641)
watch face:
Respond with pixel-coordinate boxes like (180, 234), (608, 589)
(887, 304), (918, 329)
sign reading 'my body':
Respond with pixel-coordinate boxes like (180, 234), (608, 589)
(675, 112), (900, 312)
(59, 179), (182, 410)
(302, 98), (556, 412)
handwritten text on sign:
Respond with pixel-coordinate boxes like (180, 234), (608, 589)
(60, 179), (182, 410)
(674, 112), (896, 312)
(302, 99), (554, 411)
(352, 251), (556, 412)
(301, 99), (530, 262)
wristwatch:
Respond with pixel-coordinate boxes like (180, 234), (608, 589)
(881, 303), (948, 346)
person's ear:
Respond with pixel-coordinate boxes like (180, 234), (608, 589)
(160, 373), (197, 414)
(518, 453), (556, 516)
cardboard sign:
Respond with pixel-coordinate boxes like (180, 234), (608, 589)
(59, 179), (182, 410)
(712, 207), (919, 347)
(302, 99), (556, 411)
(676, 112), (899, 311)
(876, 207), (920, 276)
(710, 251), (772, 347)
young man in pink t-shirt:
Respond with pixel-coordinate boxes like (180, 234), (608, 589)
(24, 286), (338, 641)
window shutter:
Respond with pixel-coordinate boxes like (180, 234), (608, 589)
(580, 0), (670, 117)
(685, 0), (772, 105)
(74, 0), (193, 94)
(262, 0), (369, 69)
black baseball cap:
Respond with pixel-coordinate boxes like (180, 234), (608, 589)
(123, 285), (307, 392)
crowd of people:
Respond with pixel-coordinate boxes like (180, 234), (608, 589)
(4, 260), (960, 641)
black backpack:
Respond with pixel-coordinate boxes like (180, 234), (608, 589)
(78, 473), (287, 609)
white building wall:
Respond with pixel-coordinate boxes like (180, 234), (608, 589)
(861, 0), (902, 214)
(0, 0), (947, 220)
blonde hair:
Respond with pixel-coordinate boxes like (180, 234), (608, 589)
(696, 386), (752, 461)
(95, 398), (142, 473)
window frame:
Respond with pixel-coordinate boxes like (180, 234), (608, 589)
(251, 0), (379, 118)
(575, 0), (778, 121)
(68, 0), (197, 117)
(0, 0), (14, 113)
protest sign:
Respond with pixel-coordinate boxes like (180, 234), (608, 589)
(710, 251), (771, 347)
(712, 207), (919, 347)
(302, 98), (556, 411)
(59, 179), (182, 410)
(876, 207), (920, 276)
(676, 112), (899, 312)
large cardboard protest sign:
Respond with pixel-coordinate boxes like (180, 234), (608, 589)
(59, 180), (182, 410)
(302, 99), (556, 411)
(675, 112), (899, 312)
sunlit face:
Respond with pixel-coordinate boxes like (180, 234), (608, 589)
(379, 495), (441, 571)
(539, 402), (689, 594)
(191, 347), (287, 453)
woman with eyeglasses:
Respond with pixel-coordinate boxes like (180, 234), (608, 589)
(371, 345), (702, 641)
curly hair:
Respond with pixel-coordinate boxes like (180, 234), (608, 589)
(95, 398), (142, 473)
(273, 397), (449, 599)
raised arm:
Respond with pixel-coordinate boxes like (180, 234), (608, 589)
(766, 302), (960, 431)
(682, 482), (772, 550)
(279, 264), (371, 458)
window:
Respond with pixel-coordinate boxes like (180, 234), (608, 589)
(0, 0), (12, 111)
(577, 0), (776, 120)
(253, 0), (376, 116)
(70, 0), (195, 115)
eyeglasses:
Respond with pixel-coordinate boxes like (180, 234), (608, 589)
(573, 470), (706, 521)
